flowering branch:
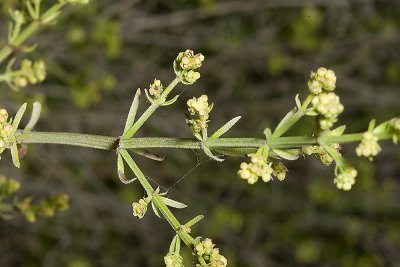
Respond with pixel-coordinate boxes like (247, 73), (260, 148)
(1, 48), (399, 267)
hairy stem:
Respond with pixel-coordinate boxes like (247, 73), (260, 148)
(16, 131), (393, 151)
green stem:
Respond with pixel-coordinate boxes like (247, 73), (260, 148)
(16, 132), (118, 150)
(123, 77), (180, 138)
(271, 94), (314, 139)
(16, 131), (394, 151)
(119, 150), (194, 246)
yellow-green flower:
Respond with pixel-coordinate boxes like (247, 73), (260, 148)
(334, 165), (357, 191)
(356, 131), (381, 160)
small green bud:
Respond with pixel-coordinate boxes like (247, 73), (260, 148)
(148, 79), (163, 98)
(10, 10), (25, 24)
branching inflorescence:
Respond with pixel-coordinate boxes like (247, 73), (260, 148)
(1, 2), (400, 266)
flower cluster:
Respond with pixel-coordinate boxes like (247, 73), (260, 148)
(238, 153), (274, 184)
(174, 49), (204, 84)
(307, 68), (343, 130)
(308, 67), (336, 94)
(355, 131), (381, 160)
(312, 92), (344, 130)
(10, 59), (46, 89)
(164, 252), (184, 267)
(334, 165), (358, 191)
(149, 79), (164, 98)
(132, 197), (150, 219)
(0, 109), (14, 158)
(16, 194), (69, 222)
(186, 95), (213, 134)
(195, 238), (227, 267)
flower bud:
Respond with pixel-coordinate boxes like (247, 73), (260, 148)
(149, 79), (163, 98)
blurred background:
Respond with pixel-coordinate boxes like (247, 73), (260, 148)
(1, 0), (400, 266)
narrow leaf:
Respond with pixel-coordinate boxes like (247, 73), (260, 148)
(263, 127), (272, 140)
(373, 121), (390, 135)
(274, 109), (296, 134)
(12, 103), (27, 132)
(25, 0), (36, 19)
(117, 152), (136, 184)
(169, 235), (178, 253)
(272, 148), (300, 161)
(162, 95), (179, 106)
(295, 94), (302, 110)
(174, 235), (181, 254)
(18, 144), (28, 159)
(151, 202), (162, 219)
(214, 148), (255, 157)
(185, 215), (204, 228)
(203, 146), (224, 162)
(305, 110), (318, 116)
(368, 119), (376, 132)
(6, 57), (16, 72)
(25, 102), (42, 131)
(11, 142), (20, 168)
(328, 125), (346, 136)
(161, 196), (188, 209)
(210, 116), (241, 139)
(133, 149), (165, 161)
(194, 132), (202, 141)
(123, 89), (141, 134)
(144, 89), (155, 104)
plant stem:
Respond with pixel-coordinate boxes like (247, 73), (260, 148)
(16, 132), (118, 150)
(16, 131), (393, 151)
(119, 150), (194, 246)
(123, 77), (180, 138)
